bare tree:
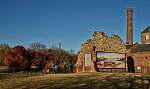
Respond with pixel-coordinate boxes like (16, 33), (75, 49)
(29, 42), (46, 50)
(50, 44), (58, 50)
(69, 49), (75, 55)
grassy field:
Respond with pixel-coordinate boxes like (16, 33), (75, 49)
(0, 67), (150, 89)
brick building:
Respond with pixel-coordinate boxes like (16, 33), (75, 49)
(76, 8), (150, 74)
(141, 26), (150, 45)
(126, 44), (150, 74)
(126, 8), (150, 74)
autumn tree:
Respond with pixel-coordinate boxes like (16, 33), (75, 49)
(0, 44), (10, 66)
(4, 46), (29, 71)
(27, 44), (78, 73)
(25, 51), (35, 71)
(32, 52), (56, 71)
(44, 53), (58, 70)
(46, 48), (77, 73)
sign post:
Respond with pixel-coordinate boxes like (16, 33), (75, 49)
(85, 54), (91, 67)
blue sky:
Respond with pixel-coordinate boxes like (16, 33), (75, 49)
(0, 0), (150, 53)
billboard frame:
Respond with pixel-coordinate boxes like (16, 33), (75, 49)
(96, 51), (126, 69)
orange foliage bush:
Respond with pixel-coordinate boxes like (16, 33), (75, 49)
(32, 52), (57, 70)
(4, 46), (28, 71)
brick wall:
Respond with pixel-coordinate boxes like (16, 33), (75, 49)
(141, 32), (150, 45)
(76, 31), (126, 72)
(131, 51), (150, 67)
(126, 47), (150, 74)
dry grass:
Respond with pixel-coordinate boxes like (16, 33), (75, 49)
(0, 66), (8, 71)
(0, 66), (150, 89)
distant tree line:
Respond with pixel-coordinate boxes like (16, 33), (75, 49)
(0, 42), (77, 73)
(0, 44), (10, 66)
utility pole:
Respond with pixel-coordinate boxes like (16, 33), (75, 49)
(58, 40), (62, 64)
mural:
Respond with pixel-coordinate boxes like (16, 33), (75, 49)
(96, 52), (125, 68)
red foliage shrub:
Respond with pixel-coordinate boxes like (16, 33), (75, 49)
(4, 45), (57, 72)
(4, 46), (28, 71)
(32, 52), (57, 70)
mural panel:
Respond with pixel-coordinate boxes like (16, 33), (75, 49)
(96, 52), (125, 68)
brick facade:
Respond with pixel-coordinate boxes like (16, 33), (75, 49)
(141, 26), (150, 45)
(126, 44), (150, 74)
(76, 31), (126, 72)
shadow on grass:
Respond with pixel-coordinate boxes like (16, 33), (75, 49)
(47, 73), (150, 89)
(0, 73), (11, 79)
(0, 72), (43, 80)
(1, 73), (150, 89)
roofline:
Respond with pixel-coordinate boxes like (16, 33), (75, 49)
(142, 26), (150, 33)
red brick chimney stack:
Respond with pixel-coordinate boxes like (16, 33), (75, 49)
(126, 8), (133, 45)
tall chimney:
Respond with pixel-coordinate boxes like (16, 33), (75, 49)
(126, 8), (133, 45)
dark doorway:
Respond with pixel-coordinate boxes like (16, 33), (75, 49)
(127, 56), (135, 73)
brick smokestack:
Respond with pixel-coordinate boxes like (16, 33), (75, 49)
(126, 8), (133, 45)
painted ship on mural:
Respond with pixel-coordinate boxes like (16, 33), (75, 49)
(96, 52), (125, 68)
